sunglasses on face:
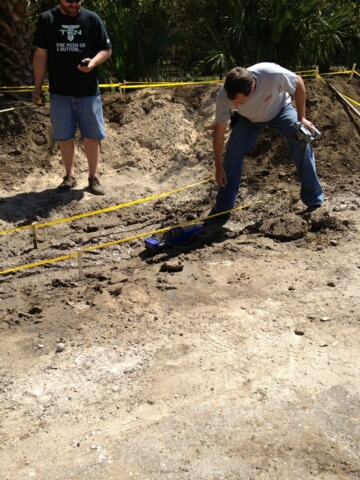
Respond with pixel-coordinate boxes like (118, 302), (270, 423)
(65, 0), (81, 4)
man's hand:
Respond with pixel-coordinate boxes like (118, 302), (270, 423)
(78, 58), (92, 72)
(78, 49), (112, 73)
(32, 89), (45, 106)
(299, 117), (316, 135)
(215, 165), (227, 187)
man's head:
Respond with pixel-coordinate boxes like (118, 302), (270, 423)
(58, 0), (82, 17)
(224, 67), (256, 107)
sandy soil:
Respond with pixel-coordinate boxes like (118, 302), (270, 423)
(0, 76), (360, 480)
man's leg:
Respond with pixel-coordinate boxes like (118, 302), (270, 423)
(83, 138), (104, 195)
(59, 139), (76, 177)
(50, 94), (77, 190)
(270, 104), (324, 207)
(78, 95), (106, 195)
(215, 116), (261, 212)
(57, 139), (77, 190)
(83, 138), (99, 178)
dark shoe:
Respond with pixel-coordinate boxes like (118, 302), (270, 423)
(304, 204), (321, 213)
(203, 207), (230, 226)
(88, 176), (105, 195)
(297, 204), (321, 216)
(58, 175), (77, 191)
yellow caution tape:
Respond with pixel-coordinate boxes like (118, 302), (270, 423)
(0, 70), (358, 92)
(0, 190), (293, 276)
(320, 70), (355, 76)
(294, 70), (317, 74)
(0, 253), (76, 275)
(318, 75), (360, 106)
(341, 94), (360, 107)
(0, 105), (36, 114)
(317, 75), (327, 84)
(119, 80), (222, 89)
(0, 178), (214, 236)
(0, 80), (221, 93)
(1, 70), (358, 113)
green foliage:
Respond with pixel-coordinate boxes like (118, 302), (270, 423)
(85, 0), (181, 81)
(1, 0), (359, 87)
(196, 0), (358, 72)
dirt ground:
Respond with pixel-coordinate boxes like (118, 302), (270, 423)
(0, 75), (360, 480)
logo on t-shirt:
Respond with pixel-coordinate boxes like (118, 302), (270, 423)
(60, 25), (82, 42)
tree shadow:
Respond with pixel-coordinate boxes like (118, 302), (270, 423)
(0, 188), (85, 226)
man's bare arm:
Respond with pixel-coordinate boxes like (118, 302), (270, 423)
(294, 75), (315, 133)
(33, 47), (48, 104)
(78, 48), (112, 71)
(213, 123), (227, 187)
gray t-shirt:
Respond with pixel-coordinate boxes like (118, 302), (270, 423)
(215, 62), (297, 124)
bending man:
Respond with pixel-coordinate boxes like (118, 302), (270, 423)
(209, 62), (324, 221)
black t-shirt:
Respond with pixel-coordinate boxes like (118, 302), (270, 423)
(33, 7), (112, 97)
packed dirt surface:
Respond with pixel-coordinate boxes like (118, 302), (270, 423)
(1, 75), (360, 480)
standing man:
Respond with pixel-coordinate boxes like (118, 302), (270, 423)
(208, 62), (324, 222)
(33, 0), (112, 195)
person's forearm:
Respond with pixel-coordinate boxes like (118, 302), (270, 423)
(293, 75), (317, 133)
(213, 123), (228, 187)
(33, 48), (47, 104)
(213, 125), (226, 169)
(33, 49), (47, 93)
(90, 49), (112, 68)
(294, 76), (307, 121)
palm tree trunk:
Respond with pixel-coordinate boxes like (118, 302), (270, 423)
(0, 0), (34, 93)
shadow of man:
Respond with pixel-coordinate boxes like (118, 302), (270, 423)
(0, 188), (85, 226)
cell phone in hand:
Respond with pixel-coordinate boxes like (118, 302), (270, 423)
(80, 60), (89, 67)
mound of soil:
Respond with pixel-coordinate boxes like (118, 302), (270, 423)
(0, 75), (360, 480)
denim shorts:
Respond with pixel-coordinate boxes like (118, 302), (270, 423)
(49, 93), (106, 141)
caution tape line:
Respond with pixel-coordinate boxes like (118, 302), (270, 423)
(0, 178), (214, 236)
(317, 75), (327, 84)
(341, 94), (360, 108)
(119, 80), (222, 89)
(0, 80), (221, 112)
(318, 75), (360, 106)
(0, 80), (221, 93)
(0, 73), (314, 91)
(294, 70), (317, 74)
(1, 70), (358, 92)
(0, 105), (36, 114)
(319, 70), (356, 76)
(0, 191), (290, 276)
(1, 71), (359, 113)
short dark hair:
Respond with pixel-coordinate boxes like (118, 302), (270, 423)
(224, 67), (254, 99)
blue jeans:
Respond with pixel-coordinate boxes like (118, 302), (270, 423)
(215, 103), (324, 211)
(50, 93), (106, 141)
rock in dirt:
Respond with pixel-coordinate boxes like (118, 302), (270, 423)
(55, 342), (66, 353)
(260, 213), (308, 241)
(160, 262), (184, 272)
(294, 327), (306, 335)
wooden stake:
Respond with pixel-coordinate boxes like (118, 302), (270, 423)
(31, 222), (38, 249)
(77, 249), (84, 280)
(350, 63), (356, 81)
(289, 190), (293, 213)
